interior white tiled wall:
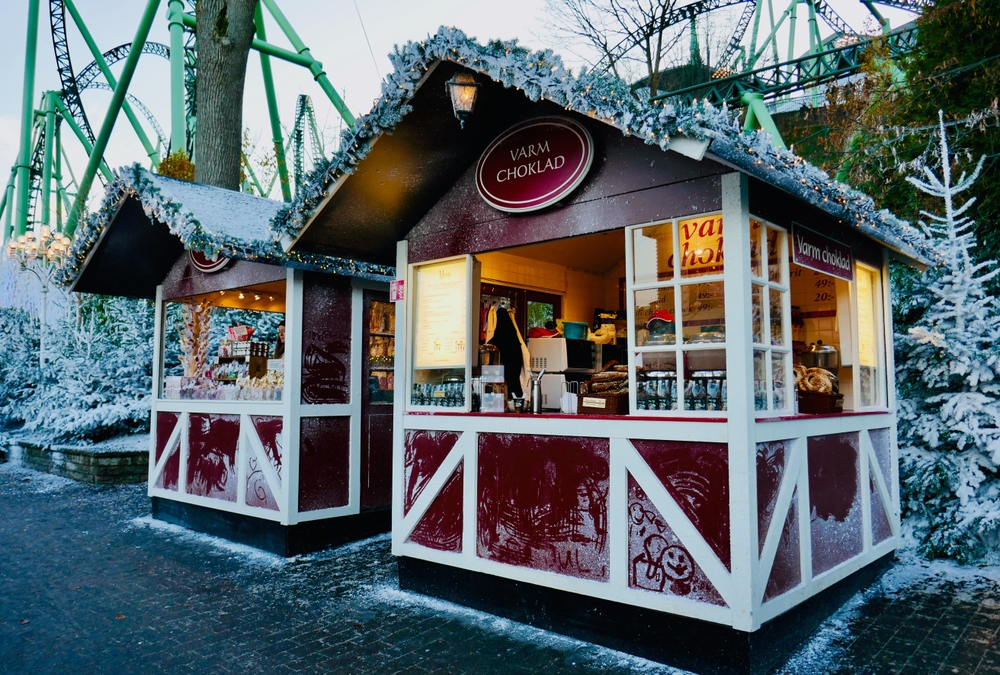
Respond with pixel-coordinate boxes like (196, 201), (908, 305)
(478, 251), (566, 293)
(476, 251), (624, 325)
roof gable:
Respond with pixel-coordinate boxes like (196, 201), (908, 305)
(274, 26), (932, 265)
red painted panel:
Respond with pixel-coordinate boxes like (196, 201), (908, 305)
(299, 416), (351, 511)
(628, 475), (726, 606)
(763, 488), (801, 602)
(868, 428), (892, 493)
(404, 430), (461, 515)
(300, 272), (352, 405)
(362, 409), (393, 511)
(809, 433), (863, 576)
(756, 440), (790, 556)
(155, 411), (180, 491)
(186, 413), (240, 502)
(871, 478), (893, 545)
(477, 434), (609, 582)
(630, 439), (730, 571)
(246, 416), (283, 511)
(250, 416), (284, 480)
(406, 461), (463, 552)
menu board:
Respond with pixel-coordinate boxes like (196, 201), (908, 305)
(414, 259), (468, 369)
(857, 266), (878, 367)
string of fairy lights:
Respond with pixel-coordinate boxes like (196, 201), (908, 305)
(58, 26), (934, 289)
(271, 27), (933, 265)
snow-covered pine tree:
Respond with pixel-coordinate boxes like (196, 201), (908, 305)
(897, 111), (1000, 563)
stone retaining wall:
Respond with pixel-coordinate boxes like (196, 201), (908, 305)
(2, 440), (148, 484)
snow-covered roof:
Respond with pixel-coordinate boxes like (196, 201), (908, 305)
(56, 165), (395, 292)
(272, 27), (933, 266)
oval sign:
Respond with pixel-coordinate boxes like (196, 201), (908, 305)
(189, 249), (231, 274)
(476, 116), (593, 213)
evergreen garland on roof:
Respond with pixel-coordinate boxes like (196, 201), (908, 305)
(56, 165), (394, 289)
(272, 26), (932, 264)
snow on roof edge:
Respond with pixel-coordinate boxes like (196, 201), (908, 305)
(270, 26), (933, 266)
(56, 164), (395, 290)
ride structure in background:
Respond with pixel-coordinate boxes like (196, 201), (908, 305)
(1, 0), (354, 252)
(626, 0), (930, 142)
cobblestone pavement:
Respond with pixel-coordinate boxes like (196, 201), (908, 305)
(2, 463), (999, 675)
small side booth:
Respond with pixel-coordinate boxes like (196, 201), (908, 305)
(277, 30), (932, 673)
(59, 167), (397, 555)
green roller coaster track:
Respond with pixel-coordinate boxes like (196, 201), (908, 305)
(2, 0), (355, 244)
(2, 0), (931, 249)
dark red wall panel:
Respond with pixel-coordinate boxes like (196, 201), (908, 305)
(246, 416), (283, 511)
(808, 432), (863, 576)
(299, 416), (351, 511)
(763, 489), (801, 602)
(405, 462), (463, 552)
(185, 413), (240, 501)
(871, 479), (893, 545)
(477, 434), (610, 582)
(154, 411), (180, 491)
(630, 439), (731, 571)
(628, 475), (726, 606)
(403, 430), (462, 516)
(756, 440), (790, 556)
(300, 272), (353, 405)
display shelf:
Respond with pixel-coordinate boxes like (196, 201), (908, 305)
(370, 331), (396, 337)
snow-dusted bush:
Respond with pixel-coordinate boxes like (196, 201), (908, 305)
(0, 307), (39, 428)
(20, 295), (154, 443)
(896, 113), (1000, 563)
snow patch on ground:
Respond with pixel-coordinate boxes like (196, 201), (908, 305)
(0, 462), (77, 493)
(369, 586), (692, 674)
(127, 515), (289, 567)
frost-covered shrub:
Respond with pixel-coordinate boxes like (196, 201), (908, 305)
(896, 113), (1000, 563)
(20, 295), (154, 443)
(0, 307), (39, 428)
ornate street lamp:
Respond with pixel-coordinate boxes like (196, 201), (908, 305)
(445, 73), (480, 128)
(6, 227), (72, 367)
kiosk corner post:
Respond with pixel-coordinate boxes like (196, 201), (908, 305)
(721, 171), (760, 630)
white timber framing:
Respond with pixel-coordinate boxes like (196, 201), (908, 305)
(391, 175), (901, 632)
(148, 267), (385, 527)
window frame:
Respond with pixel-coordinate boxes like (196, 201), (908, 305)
(750, 218), (794, 416)
(625, 213), (729, 417)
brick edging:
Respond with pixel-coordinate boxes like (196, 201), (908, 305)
(1, 439), (149, 485)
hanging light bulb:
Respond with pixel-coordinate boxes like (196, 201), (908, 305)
(238, 292), (245, 299)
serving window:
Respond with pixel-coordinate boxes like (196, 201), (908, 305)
(405, 213), (887, 417)
(628, 216), (728, 412)
(160, 280), (286, 401)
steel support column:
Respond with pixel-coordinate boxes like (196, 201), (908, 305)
(63, 0), (160, 168)
(255, 2), (292, 201)
(14, 0), (41, 239)
(66, 0), (161, 237)
(167, 0), (187, 154)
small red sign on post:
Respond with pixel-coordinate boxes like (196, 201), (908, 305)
(476, 116), (593, 213)
(390, 279), (405, 302)
(791, 223), (854, 281)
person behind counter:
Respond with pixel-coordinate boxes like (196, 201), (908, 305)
(272, 321), (285, 359)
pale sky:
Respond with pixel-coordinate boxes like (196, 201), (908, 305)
(0, 0), (917, 207)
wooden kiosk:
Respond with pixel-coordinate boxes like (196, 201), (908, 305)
(276, 30), (932, 674)
(59, 167), (397, 555)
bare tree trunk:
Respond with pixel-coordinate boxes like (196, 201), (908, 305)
(194, 0), (256, 190)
